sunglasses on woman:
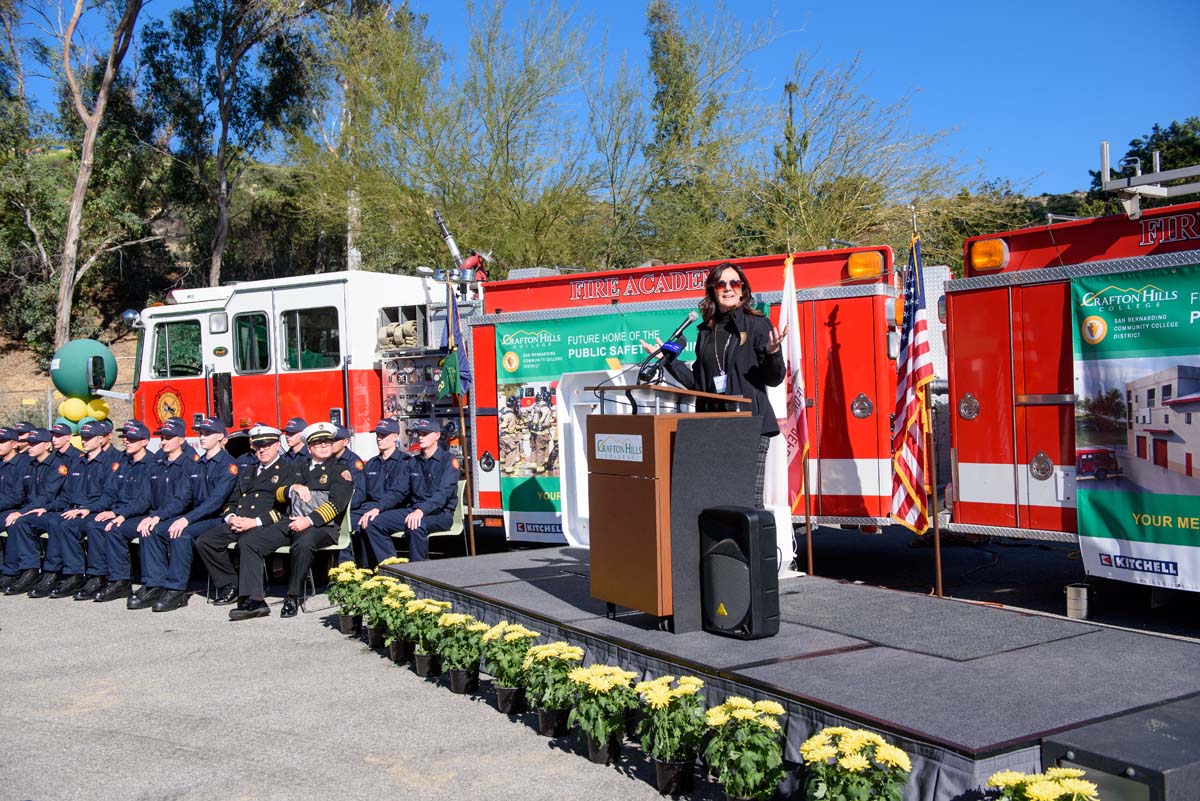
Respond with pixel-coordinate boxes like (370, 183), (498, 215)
(712, 279), (743, 290)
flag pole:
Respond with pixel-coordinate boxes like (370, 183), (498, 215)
(908, 200), (943, 598)
(445, 276), (477, 557)
(802, 451), (815, 576)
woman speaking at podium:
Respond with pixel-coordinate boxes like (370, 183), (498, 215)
(642, 262), (785, 507)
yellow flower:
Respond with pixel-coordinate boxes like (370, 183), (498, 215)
(801, 733), (831, 753)
(644, 686), (674, 710)
(467, 622), (490, 632)
(378, 556), (409, 566)
(672, 683), (700, 697)
(753, 700), (785, 716)
(802, 745), (837, 763)
(437, 613), (473, 628)
(861, 730), (886, 747)
(730, 708), (760, 721)
(336, 560), (356, 569)
(760, 717), (780, 731)
(1024, 780), (1065, 801)
(706, 708), (729, 727)
(838, 753), (870, 772)
(1044, 767), (1085, 780)
(1055, 778), (1098, 800)
(874, 744), (912, 773)
(822, 726), (852, 736)
(986, 771), (1028, 789)
(381, 598), (400, 609)
(723, 696), (754, 710)
(677, 676), (704, 689)
(837, 730), (869, 756)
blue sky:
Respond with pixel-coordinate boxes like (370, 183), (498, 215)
(414, 0), (1200, 195)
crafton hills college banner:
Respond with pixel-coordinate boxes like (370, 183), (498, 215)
(1071, 263), (1200, 591)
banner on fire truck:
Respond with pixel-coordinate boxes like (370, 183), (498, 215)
(1072, 263), (1200, 591)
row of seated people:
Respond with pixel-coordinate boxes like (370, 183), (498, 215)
(0, 414), (460, 620)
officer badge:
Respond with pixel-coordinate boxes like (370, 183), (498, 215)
(112, 461), (120, 471)
(341, 470), (352, 481)
(319, 473), (328, 485)
(272, 475), (280, 483)
(229, 464), (239, 475)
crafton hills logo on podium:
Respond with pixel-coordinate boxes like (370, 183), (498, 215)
(595, 433), (643, 462)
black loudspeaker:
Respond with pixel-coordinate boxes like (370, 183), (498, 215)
(699, 506), (779, 640)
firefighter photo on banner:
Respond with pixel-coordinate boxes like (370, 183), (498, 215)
(1072, 264), (1200, 591)
(493, 309), (698, 543)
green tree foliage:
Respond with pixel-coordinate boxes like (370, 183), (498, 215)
(1084, 117), (1200, 216)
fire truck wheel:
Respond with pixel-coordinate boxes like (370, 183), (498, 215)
(1095, 469), (1108, 482)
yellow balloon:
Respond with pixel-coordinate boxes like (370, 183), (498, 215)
(58, 397), (88, 422)
(85, 398), (109, 421)
(70, 435), (83, 450)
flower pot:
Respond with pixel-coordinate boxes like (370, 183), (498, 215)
(337, 614), (362, 636)
(413, 652), (442, 678)
(448, 667), (479, 694)
(494, 685), (526, 714)
(535, 708), (569, 737)
(388, 639), (414, 664)
(585, 733), (621, 765)
(365, 624), (385, 649)
(653, 757), (695, 795)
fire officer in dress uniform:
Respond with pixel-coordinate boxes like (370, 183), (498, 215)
(348, 418), (410, 567)
(93, 419), (193, 606)
(229, 422), (353, 621)
(78, 421), (154, 601)
(22, 421), (122, 599)
(281, 417), (309, 463)
(194, 424), (293, 607)
(396, 419), (460, 562)
(134, 416), (239, 612)
(0, 428), (68, 595)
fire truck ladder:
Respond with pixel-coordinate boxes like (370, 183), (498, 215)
(1100, 140), (1200, 220)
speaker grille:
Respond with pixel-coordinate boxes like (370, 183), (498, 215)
(702, 540), (751, 631)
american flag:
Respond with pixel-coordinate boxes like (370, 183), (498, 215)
(778, 256), (809, 511)
(891, 234), (934, 533)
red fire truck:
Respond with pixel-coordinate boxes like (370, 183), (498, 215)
(944, 199), (1200, 542)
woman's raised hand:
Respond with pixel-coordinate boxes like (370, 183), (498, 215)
(639, 337), (664, 355)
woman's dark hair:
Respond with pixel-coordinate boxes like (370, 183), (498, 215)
(699, 262), (764, 327)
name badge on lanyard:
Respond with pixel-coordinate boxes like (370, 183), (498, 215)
(712, 372), (728, 394)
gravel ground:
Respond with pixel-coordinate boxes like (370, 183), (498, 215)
(0, 591), (719, 801)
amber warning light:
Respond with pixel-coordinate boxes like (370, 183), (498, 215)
(846, 250), (884, 280)
(969, 239), (1009, 272)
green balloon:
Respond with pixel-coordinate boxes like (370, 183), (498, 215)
(53, 417), (79, 434)
(50, 339), (118, 398)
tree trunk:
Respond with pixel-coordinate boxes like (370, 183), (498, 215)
(346, 188), (361, 270)
(209, 188), (230, 287)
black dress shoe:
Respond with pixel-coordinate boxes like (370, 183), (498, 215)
(94, 579), (132, 603)
(74, 576), (105, 600)
(0, 574), (14, 593)
(152, 589), (190, 612)
(4, 569), (39, 596)
(229, 598), (270, 621)
(127, 586), (165, 610)
(213, 584), (239, 605)
(280, 596), (299, 618)
(50, 574), (86, 598)
(27, 572), (60, 598)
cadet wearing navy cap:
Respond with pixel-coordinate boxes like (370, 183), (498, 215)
(194, 424), (293, 606)
(50, 422), (83, 463)
(24, 421), (123, 598)
(135, 416), (239, 612)
(97, 418), (193, 610)
(0, 428), (33, 591)
(78, 421), (154, 601)
(347, 418), (410, 566)
(396, 419), (460, 562)
(11, 420), (35, 454)
(282, 417), (309, 463)
(229, 422), (353, 620)
(332, 425), (365, 519)
(1, 429), (68, 595)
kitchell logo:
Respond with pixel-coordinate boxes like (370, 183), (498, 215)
(1099, 553), (1179, 576)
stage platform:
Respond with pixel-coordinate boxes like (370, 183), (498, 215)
(382, 548), (1200, 801)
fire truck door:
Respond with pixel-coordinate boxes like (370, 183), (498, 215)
(1012, 283), (1075, 532)
(225, 291), (278, 428)
(947, 287), (1018, 527)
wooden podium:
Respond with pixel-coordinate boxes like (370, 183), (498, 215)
(585, 385), (759, 631)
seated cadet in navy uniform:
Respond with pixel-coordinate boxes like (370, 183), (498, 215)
(349, 418), (410, 567)
(281, 417), (309, 464)
(194, 425), (293, 606)
(78, 421), (154, 601)
(93, 419), (193, 606)
(396, 419), (461, 562)
(230, 422), (354, 620)
(0, 426), (32, 589)
(134, 416), (239, 612)
(11, 420), (35, 455)
(50, 422), (84, 464)
(23, 421), (123, 599)
(1, 428), (69, 595)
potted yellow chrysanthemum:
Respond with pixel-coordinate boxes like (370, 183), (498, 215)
(359, 575), (401, 648)
(986, 767), (1100, 801)
(800, 726), (912, 801)
(704, 697), (787, 801)
(523, 641), (585, 737)
(325, 562), (373, 635)
(436, 613), (491, 693)
(567, 664), (639, 765)
(375, 583), (416, 663)
(404, 598), (453, 677)
(635, 675), (707, 795)
(481, 621), (541, 714)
